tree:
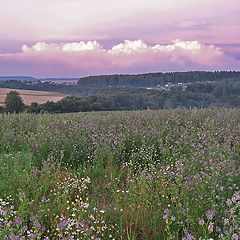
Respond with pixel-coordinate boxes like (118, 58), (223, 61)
(28, 102), (40, 113)
(4, 91), (25, 113)
(41, 101), (59, 113)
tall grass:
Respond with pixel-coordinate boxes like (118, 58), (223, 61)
(0, 108), (239, 239)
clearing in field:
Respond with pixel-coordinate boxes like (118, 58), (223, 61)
(0, 87), (67, 106)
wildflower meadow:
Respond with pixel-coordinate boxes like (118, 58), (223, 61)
(0, 108), (239, 239)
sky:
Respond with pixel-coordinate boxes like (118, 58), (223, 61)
(0, 0), (240, 77)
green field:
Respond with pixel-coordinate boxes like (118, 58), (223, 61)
(0, 109), (239, 239)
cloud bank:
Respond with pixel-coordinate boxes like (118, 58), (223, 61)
(0, 39), (239, 77)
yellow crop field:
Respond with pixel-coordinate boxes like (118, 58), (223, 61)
(0, 88), (67, 106)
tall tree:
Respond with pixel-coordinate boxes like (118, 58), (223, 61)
(4, 91), (25, 113)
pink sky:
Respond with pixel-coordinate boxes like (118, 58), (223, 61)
(0, 0), (240, 77)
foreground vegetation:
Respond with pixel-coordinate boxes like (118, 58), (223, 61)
(0, 109), (239, 239)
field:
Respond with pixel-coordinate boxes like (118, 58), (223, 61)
(0, 88), (67, 106)
(0, 109), (239, 239)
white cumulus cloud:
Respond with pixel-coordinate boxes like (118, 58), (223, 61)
(62, 41), (103, 52)
(0, 39), (239, 77)
(22, 41), (104, 53)
(109, 40), (149, 54)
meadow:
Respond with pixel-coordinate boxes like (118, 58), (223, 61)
(0, 108), (239, 239)
(0, 88), (67, 106)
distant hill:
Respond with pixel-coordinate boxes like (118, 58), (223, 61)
(0, 76), (37, 81)
(0, 76), (78, 83)
(77, 71), (240, 87)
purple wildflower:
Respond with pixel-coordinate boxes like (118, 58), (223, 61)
(164, 208), (170, 213)
(206, 209), (215, 220)
(34, 219), (41, 230)
(186, 233), (196, 240)
(226, 199), (232, 206)
(232, 234), (239, 240)
(21, 225), (28, 232)
(10, 235), (18, 240)
(15, 216), (22, 225)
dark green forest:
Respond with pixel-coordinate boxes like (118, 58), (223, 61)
(77, 71), (240, 87)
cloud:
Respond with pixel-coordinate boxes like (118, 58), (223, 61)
(62, 41), (103, 52)
(0, 39), (239, 77)
(22, 41), (104, 53)
(109, 40), (149, 54)
(152, 39), (224, 65)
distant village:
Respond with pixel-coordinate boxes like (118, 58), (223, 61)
(145, 80), (216, 91)
(146, 82), (190, 91)
(26, 80), (77, 86)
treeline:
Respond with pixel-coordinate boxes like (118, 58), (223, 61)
(0, 80), (77, 94)
(77, 71), (240, 87)
(1, 80), (236, 114)
(1, 71), (240, 96)
(0, 80), (139, 96)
